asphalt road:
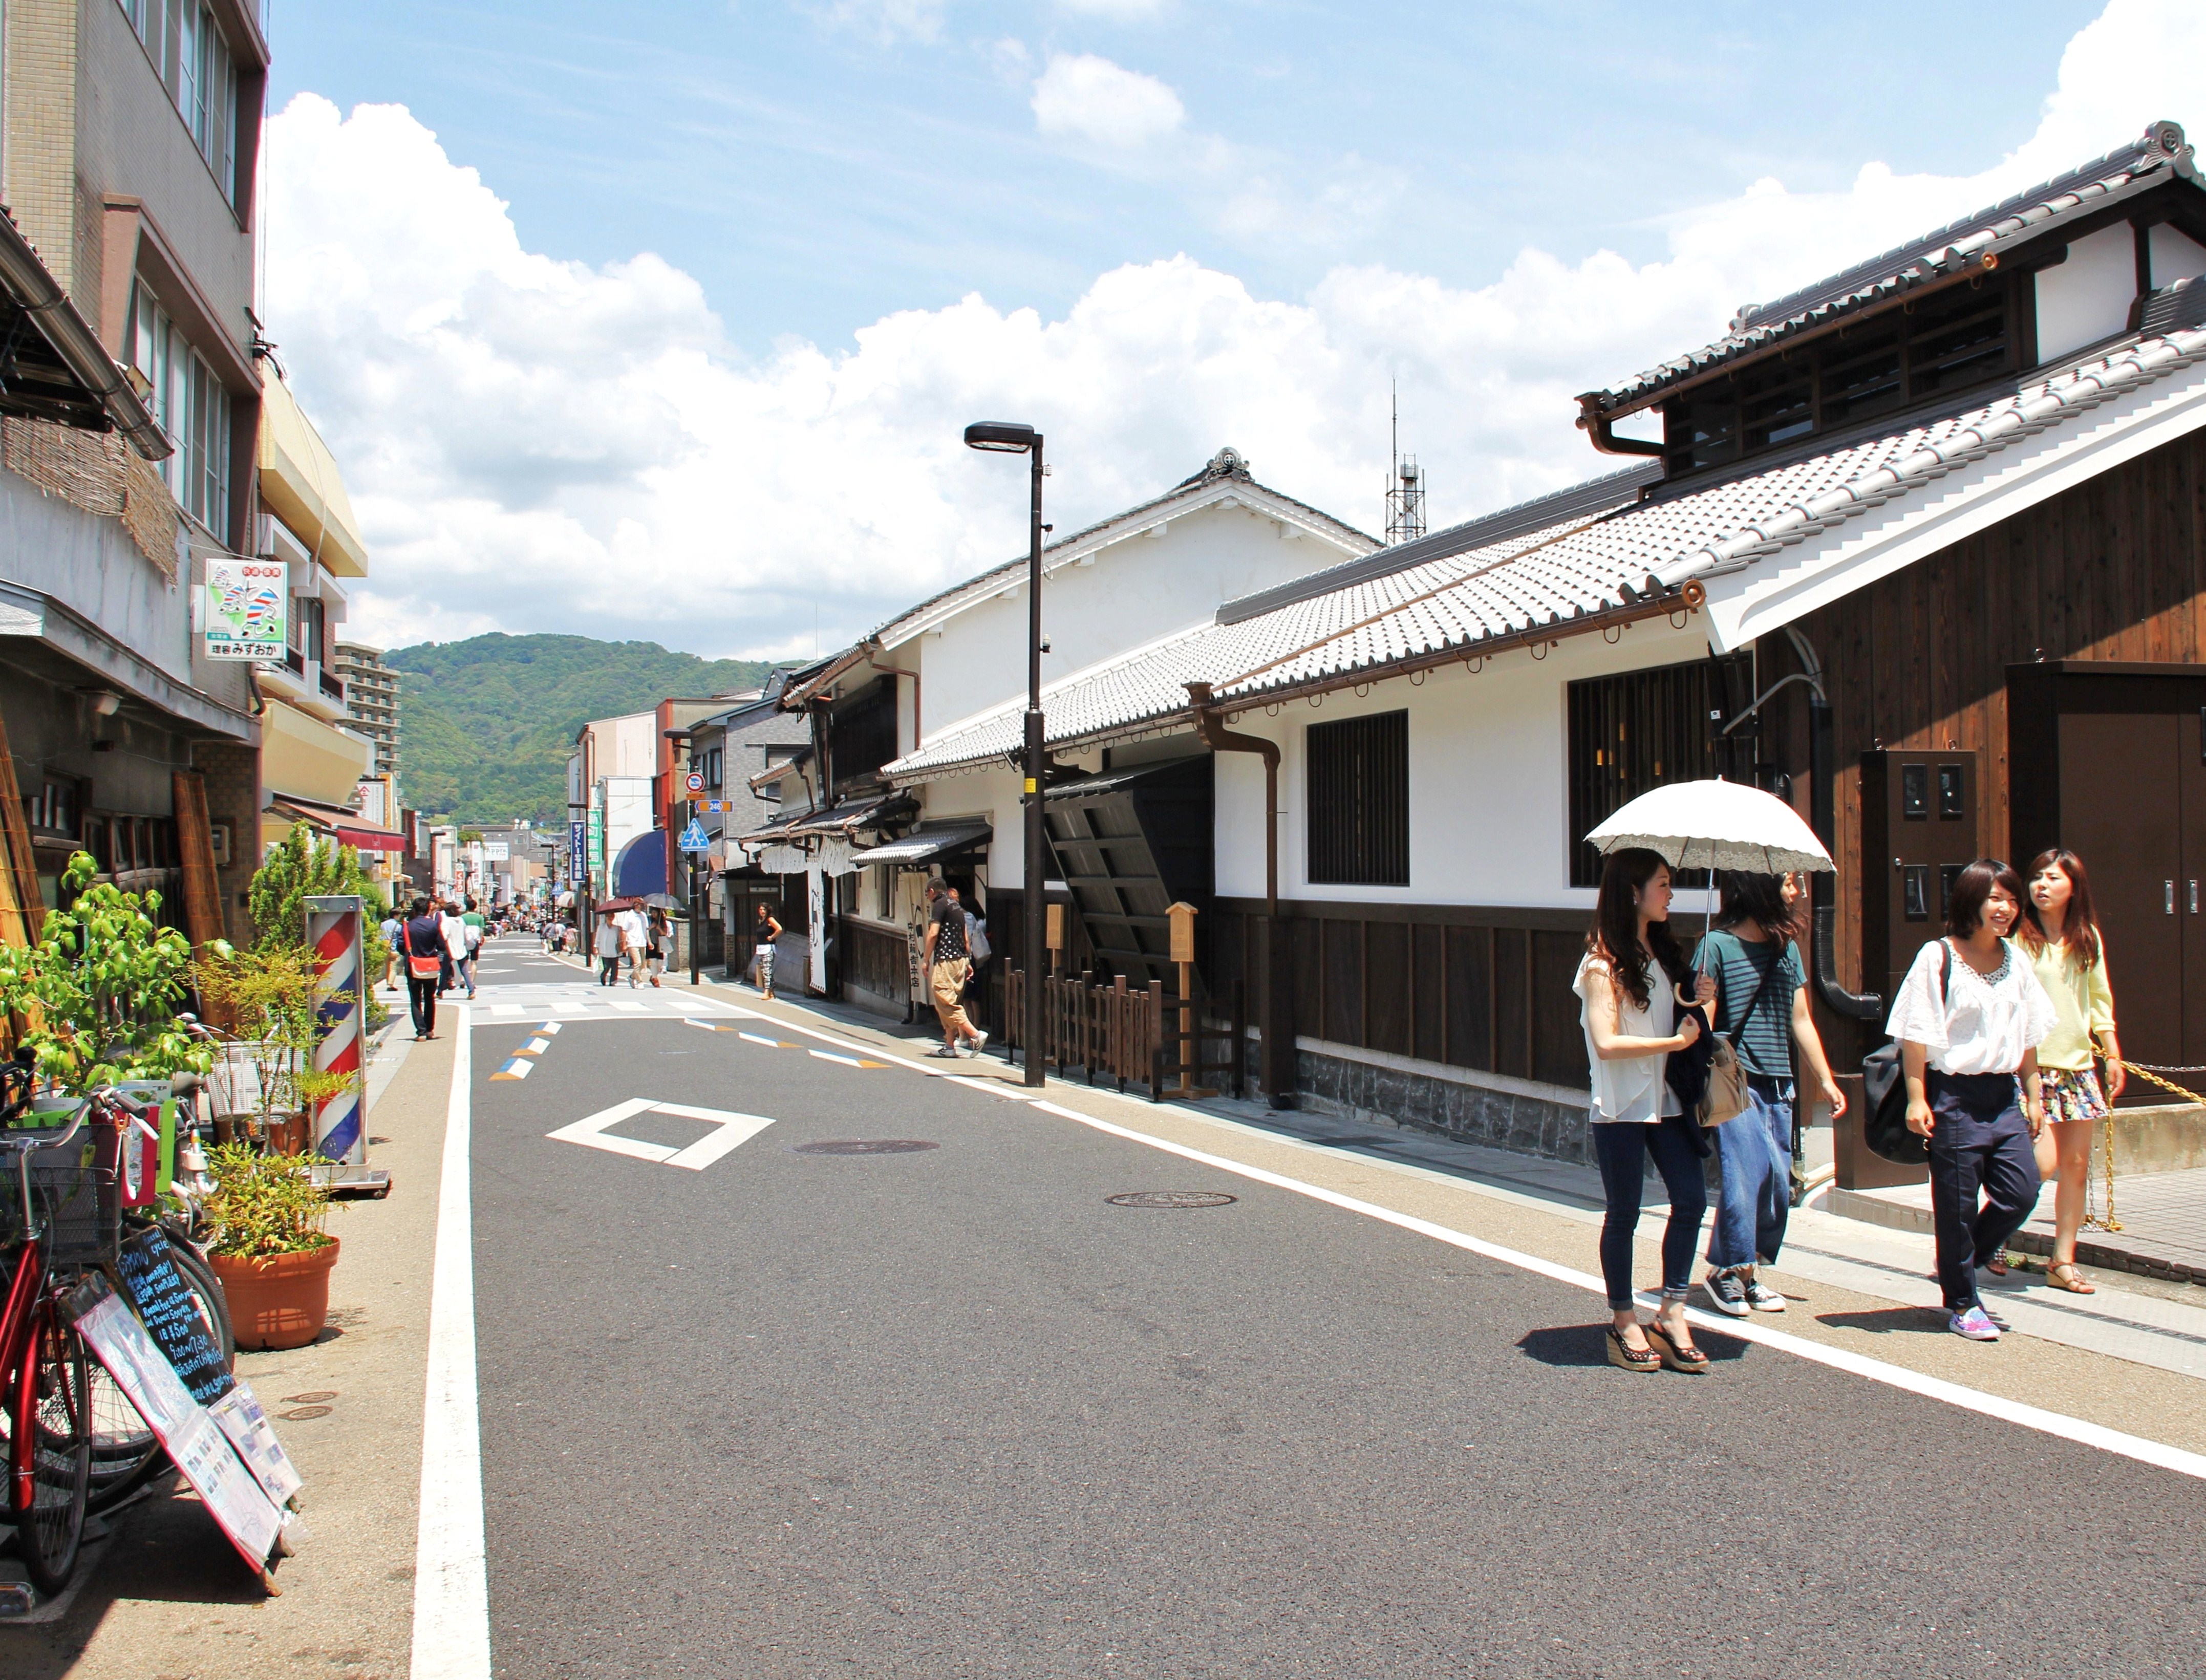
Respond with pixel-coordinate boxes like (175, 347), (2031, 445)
(462, 938), (2205, 1679)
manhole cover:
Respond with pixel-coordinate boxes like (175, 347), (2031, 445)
(282, 1390), (338, 1404)
(280, 1405), (333, 1421)
(1105, 1191), (1237, 1209)
(794, 1139), (940, 1155)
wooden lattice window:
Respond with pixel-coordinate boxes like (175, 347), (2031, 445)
(1307, 711), (1409, 887)
(1566, 655), (1755, 888)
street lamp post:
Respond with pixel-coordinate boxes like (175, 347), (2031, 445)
(963, 420), (1047, 1087)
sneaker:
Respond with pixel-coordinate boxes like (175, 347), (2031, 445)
(966, 1030), (989, 1059)
(928, 1045), (960, 1059)
(1702, 1269), (1750, 1317)
(1950, 1306), (2001, 1341)
(1743, 1275), (1786, 1313)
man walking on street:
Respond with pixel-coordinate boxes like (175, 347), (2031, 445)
(593, 908), (623, 986)
(922, 879), (987, 1059)
(617, 902), (648, 987)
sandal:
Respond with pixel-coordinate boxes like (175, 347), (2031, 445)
(1605, 1325), (1660, 1372)
(2046, 1261), (2096, 1295)
(1984, 1255), (2009, 1278)
(1643, 1321), (1710, 1374)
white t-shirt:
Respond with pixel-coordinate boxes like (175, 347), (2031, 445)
(617, 909), (648, 950)
(593, 921), (622, 958)
(440, 913), (468, 957)
(1884, 937), (2058, 1076)
(1573, 950), (1682, 1125)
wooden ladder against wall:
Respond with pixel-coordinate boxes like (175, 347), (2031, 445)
(0, 714), (46, 950)
(172, 770), (227, 951)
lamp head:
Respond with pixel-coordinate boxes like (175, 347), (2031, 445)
(964, 421), (1039, 454)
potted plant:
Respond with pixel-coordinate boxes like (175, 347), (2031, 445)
(191, 944), (357, 1154)
(203, 1143), (340, 1350)
(0, 850), (209, 1108)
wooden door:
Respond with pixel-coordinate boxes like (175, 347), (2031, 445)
(1860, 749), (1980, 1004)
(2058, 712), (2182, 1090)
(2181, 707), (2206, 1070)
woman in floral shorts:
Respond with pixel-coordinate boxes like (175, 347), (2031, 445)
(2020, 849), (2124, 1294)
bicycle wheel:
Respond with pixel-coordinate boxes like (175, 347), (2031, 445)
(11, 1299), (92, 1595)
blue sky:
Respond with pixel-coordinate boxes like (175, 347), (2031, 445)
(259, 2), (2191, 661)
(271, 2), (2089, 357)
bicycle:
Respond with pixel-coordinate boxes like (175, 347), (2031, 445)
(0, 1057), (237, 1589)
(0, 1063), (106, 1594)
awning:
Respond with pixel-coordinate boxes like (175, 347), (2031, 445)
(785, 791), (914, 839)
(337, 824), (404, 853)
(612, 829), (668, 897)
(855, 821), (991, 868)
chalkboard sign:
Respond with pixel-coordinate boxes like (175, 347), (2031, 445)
(117, 1228), (234, 1407)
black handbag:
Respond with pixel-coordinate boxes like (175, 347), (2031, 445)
(1861, 941), (1951, 1166)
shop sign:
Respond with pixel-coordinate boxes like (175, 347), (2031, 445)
(203, 558), (287, 660)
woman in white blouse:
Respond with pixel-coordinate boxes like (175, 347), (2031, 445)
(1574, 848), (1716, 1373)
(1886, 858), (2058, 1342)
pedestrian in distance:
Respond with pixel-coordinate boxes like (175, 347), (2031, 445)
(754, 901), (782, 1000)
(379, 908), (403, 993)
(438, 899), (468, 996)
(2019, 848), (2124, 1295)
(1694, 870), (1848, 1317)
(460, 907), (483, 999)
(645, 907), (670, 988)
(593, 908), (623, 987)
(1573, 847), (1715, 1373)
(922, 878), (987, 1060)
(399, 896), (448, 1041)
(1889, 857), (2058, 1341)
(617, 902), (648, 988)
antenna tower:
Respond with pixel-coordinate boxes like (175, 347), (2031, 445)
(1384, 380), (1425, 547)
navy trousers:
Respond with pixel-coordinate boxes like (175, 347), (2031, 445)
(1925, 1070), (2041, 1312)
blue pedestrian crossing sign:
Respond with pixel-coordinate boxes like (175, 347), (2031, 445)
(678, 820), (711, 853)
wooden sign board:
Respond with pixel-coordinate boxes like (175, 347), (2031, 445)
(1168, 901), (1197, 966)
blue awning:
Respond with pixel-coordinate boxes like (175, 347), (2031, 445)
(612, 829), (667, 897)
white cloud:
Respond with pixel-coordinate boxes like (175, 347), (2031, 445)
(267, 0), (2205, 660)
(1031, 52), (1185, 149)
(1055, 0), (1168, 17)
(809, 0), (945, 44)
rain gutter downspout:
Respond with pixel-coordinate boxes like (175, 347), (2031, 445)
(1187, 680), (1293, 1108)
(1185, 681), (1275, 916)
(1780, 625), (1882, 1025)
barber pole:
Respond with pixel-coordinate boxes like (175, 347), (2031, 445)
(305, 895), (368, 1165)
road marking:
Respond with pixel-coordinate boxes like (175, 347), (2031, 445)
(739, 1031), (796, 1047)
(809, 1049), (863, 1067)
(489, 1058), (532, 1081)
(545, 1099), (776, 1171)
(539, 1021), (562, 1034)
(414, 1005), (490, 1679)
(1018, 1097), (2206, 1484)
(517, 1037), (551, 1055)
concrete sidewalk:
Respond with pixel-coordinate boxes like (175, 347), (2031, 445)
(690, 968), (2206, 1401)
(2, 1021), (452, 1679)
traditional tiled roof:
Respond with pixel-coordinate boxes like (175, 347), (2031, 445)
(1584, 120), (2198, 418)
(873, 447), (1376, 649)
(889, 310), (2206, 780)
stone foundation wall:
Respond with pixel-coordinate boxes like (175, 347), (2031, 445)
(1293, 1041), (1595, 1167)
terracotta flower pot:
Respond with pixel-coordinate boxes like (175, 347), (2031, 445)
(210, 1237), (341, 1351)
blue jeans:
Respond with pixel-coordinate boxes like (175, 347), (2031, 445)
(1708, 1076), (1793, 1270)
(1591, 1116), (1709, 1311)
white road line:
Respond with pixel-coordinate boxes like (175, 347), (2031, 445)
(1019, 1097), (2206, 1484)
(413, 1005), (490, 1679)
(808, 1049), (862, 1067)
(738, 1031), (787, 1047)
(545, 1098), (775, 1170)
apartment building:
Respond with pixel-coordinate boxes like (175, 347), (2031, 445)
(0, 0), (271, 942)
(334, 641), (400, 781)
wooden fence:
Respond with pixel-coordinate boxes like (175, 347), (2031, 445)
(1002, 970), (1246, 1101)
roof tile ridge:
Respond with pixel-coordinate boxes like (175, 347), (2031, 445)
(1653, 327), (2206, 584)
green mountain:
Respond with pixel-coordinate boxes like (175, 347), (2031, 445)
(384, 633), (782, 826)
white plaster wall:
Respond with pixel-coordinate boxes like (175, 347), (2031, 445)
(917, 504), (1357, 739)
(1215, 616), (1712, 910)
(2149, 223), (2206, 289)
(602, 776), (656, 860)
(2036, 224), (2138, 363)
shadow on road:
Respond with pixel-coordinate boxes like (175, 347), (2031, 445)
(1814, 1306), (1951, 1336)
(1518, 1322), (1752, 1366)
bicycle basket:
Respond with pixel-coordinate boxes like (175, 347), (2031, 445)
(0, 1119), (122, 1265)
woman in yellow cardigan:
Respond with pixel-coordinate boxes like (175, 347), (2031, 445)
(2020, 849), (2124, 1294)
